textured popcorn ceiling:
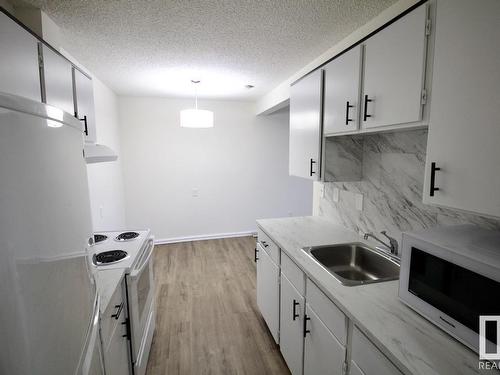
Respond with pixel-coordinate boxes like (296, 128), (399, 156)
(11, 0), (397, 99)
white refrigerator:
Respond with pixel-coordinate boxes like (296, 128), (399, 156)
(0, 92), (104, 375)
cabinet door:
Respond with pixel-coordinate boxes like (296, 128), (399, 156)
(323, 46), (362, 134)
(423, 0), (500, 218)
(104, 322), (131, 375)
(289, 69), (323, 180)
(351, 327), (401, 375)
(304, 305), (345, 375)
(42, 45), (74, 114)
(0, 12), (41, 101)
(256, 243), (279, 343)
(362, 4), (428, 129)
(279, 273), (304, 375)
(74, 68), (97, 143)
(102, 280), (131, 375)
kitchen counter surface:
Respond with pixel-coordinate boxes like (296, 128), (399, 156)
(257, 216), (488, 375)
(94, 268), (126, 312)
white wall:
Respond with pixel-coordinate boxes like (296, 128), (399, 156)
(118, 97), (312, 242)
(86, 78), (127, 231)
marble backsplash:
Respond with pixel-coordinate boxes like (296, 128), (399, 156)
(316, 129), (500, 246)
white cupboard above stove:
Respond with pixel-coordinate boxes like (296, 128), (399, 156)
(40, 44), (74, 115)
(0, 11), (40, 102)
(0, 7), (118, 164)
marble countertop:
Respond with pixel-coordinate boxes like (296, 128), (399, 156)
(257, 216), (488, 375)
(94, 268), (126, 312)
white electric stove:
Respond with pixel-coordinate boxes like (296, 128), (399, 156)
(91, 229), (155, 375)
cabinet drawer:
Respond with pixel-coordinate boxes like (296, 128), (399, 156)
(352, 326), (401, 375)
(306, 279), (347, 346)
(281, 251), (305, 296)
(100, 279), (126, 351)
(257, 228), (279, 265)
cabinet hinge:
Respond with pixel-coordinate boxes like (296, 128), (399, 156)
(425, 18), (431, 35)
(421, 89), (428, 105)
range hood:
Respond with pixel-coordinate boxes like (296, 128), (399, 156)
(84, 143), (118, 164)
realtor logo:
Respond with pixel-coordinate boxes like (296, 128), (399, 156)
(480, 316), (500, 360)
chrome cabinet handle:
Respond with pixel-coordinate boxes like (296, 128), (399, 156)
(254, 247), (259, 262)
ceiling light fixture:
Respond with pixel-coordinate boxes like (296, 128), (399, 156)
(180, 80), (214, 128)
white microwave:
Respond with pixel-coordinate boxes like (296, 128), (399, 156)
(399, 225), (500, 353)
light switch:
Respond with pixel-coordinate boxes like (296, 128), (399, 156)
(192, 188), (199, 197)
(99, 205), (104, 219)
(319, 183), (325, 198)
(333, 188), (340, 202)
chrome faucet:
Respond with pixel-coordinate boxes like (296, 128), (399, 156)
(363, 230), (399, 256)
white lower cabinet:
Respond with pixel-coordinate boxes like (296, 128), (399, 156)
(258, 230), (405, 375)
(101, 278), (131, 375)
(351, 327), (401, 375)
(280, 273), (305, 375)
(105, 320), (131, 375)
(304, 305), (346, 375)
(256, 242), (280, 343)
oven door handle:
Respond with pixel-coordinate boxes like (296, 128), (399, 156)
(130, 238), (154, 278)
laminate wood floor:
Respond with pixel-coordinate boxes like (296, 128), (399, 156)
(146, 236), (290, 375)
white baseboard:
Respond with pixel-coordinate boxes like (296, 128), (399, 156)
(155, 230), (257, 245)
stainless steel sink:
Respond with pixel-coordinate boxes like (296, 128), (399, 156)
(302, 243), (400, 286)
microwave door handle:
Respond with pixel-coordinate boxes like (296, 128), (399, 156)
(130, 239), (154, 278)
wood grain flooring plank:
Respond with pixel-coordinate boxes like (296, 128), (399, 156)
(146, 236), (290, 375)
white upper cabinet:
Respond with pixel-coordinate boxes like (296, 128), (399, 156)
(0, 11), (41, 101)
(289, 69), (323, 180)
(423, 0), (500, 218)
(323, 46), (362, 135)
(362, 4), (428, 129)
(74, 68), (97, 143)
(42, 45), (74, 114)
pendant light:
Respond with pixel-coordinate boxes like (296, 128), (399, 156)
(180, 80), (214, 128)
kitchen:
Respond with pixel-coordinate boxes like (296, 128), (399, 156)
(0, 0), (499, 374)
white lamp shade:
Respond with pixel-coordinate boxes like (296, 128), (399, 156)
(180, 109), (214, 128)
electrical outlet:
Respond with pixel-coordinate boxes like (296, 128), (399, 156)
(319, 184), (325, 198)
(333, 188), (340, 202)
(99, 205), (104, 219)
(192, 188), (199, 197)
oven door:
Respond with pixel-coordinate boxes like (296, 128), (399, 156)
(126, 236), (155, 370)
